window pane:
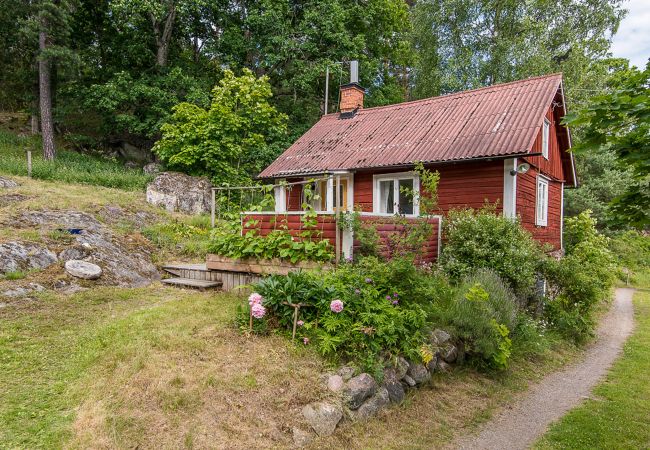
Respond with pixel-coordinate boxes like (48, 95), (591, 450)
(398, 178), (414, 215)
(379, 180), (394, 214)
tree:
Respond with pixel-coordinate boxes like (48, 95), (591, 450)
(153, 69), (288, 185)
(409, 0), (625, 99)
(564, 61), (650, 229)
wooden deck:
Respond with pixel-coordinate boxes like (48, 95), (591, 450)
(162, 262), (264, 293)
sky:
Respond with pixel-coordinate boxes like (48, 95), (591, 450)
(611, 0), (650, 68)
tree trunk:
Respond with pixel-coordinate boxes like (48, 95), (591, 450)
(39, 29), (55, 160)
(152, 3), (176, 68)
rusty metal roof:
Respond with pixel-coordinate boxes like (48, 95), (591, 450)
(259, 73), (565, 178)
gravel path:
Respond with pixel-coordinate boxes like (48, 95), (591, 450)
(454, 287), (636, 450)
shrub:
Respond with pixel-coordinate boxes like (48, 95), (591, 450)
(252, 257), (449, 372)
(541, 211), (616, 343)
(609, 230), (650, 282)
(432, 270), (519, 369)
(440, 207), (542, 294)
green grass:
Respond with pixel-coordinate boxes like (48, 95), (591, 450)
(0, 130), (152, 191)
(3, 270), (26, 280)
(142, 214), (213, 260)
(535, 289), (650, 450)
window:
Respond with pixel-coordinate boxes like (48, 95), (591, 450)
(542, 118), (550, 159)
(302, 180), (328, 211)
(373, 172), (419, 216)
(536, 176), (549, 226)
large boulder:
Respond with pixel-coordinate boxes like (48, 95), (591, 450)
(406, 362), (431, 385)
(0, 242), (57, 274)
(12, 210), (159, 287)
(0, 176), (18, 189)
(301, 402), (343, 436)
(146, 172), (212, 214)
(343, 373), (377, 410)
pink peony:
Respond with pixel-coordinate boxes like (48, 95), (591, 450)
(251, 303), (266, 319)
(303, 337), (310, 345)
(330, 299), (344, 313)
(297, 320), (305, 326)
(248, 292), (263, 306)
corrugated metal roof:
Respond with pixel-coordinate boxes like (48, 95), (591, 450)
(259, 73), (564, 178)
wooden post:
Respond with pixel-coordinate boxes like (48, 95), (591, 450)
(211, 189), (216, 228)
(335, 175), (341, 264)
(283, 301), (307, 340)
(27, 150), (32, 178)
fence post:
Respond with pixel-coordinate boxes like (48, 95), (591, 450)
(211, 189), (216, 228)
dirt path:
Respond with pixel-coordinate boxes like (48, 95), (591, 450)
(454, 287), (636, 450)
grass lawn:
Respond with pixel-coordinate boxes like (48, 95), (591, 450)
(0, 130), (152, 191)
(535, 288), (650, 450)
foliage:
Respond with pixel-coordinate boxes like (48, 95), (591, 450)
(431, 270), (518, 369)
(142, 215), (212, 257)
(440, 207), (543, 294)
(609, 231), (650, 272)
(254, 257), (450, 371)
(564, 62), (650, 228)
(208, 206), (334, 264)
(0, 130), (152, 191)
(410, 0), (624, 104)
(541, 211), (616, 343)
(153, 69), (288, 186)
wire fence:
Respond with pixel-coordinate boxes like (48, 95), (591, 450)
(210, 176), (333, 227)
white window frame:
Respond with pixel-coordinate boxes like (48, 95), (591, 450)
(542, 118), (550, 159)
(536, 176), (549, 227)
(372, 171), (420, 217)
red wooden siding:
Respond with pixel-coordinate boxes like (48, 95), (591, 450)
(242, 214), (337, 241)
(353, 160), (504, 214)
(516, 167), (562, 249)
(524, 105), (566, 182)
(357, 216), (440, 263)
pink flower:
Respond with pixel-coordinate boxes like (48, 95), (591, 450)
(330, 299), (344, 313)
(392, 300), (399, 305)
(386, 295), (392, 301)
(297, 320), (305, 326)
(303, 337), (310, 345)
(248, 292), (263, 306)
(251, 303), (266, 319)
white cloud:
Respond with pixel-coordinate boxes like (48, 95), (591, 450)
(611, 0), (650, 68)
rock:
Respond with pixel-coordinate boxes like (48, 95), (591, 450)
(292, 427), (314, 447)
(13, 210), (159, 287)
(441, 344), (458, 363)
(0, 302), (7, 308)
(437, 360), (451, 373)
(383, 380), (405, 404)
(407, 362), (431, 385)
(353, 387), (390, 420)
(402, 375), (416, 387)
(426, 357), (438, 373)
(146, 172), (212, 214)
(396, 356), (409, 379)
(431, 329), (451, 346)
(327, 374), (344, 393)
(143, 162), (163, 175)
(0, 241), (57, 274)
(301, 402), (343, 436)
(2, 287), (31, 298)
(343, 373), (377, 410)
(28, 282), (45, 292)
(65, 260), (102, 280)
(58, 246), (90, 262)
(0, 176), (18, 188)
(337, 366), (356, 381)
(124, 161), (140, 170)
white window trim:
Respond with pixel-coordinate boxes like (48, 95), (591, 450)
(542, 118), (550, 159)
(502, 158), (517, 219)
(372, 171), (420, 217)
(536, 175), (549, 227)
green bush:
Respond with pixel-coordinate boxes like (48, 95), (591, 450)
(440, 207), (542, 294)
(431, 270), (518, 369)
(0, 130), (152, 191)
(541, 211), (616, 343)
(253, 257), (449, 372)
(609, 230), (650, 275)
(142, 216), (212, 257)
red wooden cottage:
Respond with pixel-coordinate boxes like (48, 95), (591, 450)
(248, 73), (577, 261)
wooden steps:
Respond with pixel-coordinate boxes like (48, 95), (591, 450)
(161, 277), (222, 290)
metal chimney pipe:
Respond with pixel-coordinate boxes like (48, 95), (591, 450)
(350, 60), (359, 84)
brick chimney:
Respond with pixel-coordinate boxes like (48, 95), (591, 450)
(339, 60), (364, 114)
